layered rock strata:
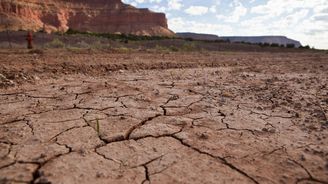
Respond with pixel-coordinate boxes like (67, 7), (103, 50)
(0, 0), (174, 36)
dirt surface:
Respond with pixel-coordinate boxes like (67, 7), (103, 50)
(0, 50), (328, 184)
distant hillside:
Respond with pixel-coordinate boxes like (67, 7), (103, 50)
(176, 32), (302, 47)
(221, 36), (302, 47)
(176, 32), (220, 41)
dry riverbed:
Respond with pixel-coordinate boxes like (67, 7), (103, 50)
(0, 50), (327, 184)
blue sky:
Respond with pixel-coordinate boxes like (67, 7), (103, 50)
(122, 0), (328, 49)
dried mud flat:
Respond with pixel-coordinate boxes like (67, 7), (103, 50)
(0, 50), (328, 184)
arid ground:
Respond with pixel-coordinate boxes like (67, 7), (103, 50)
(0, 49), (327, 184)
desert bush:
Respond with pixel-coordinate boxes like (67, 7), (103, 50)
(214, 39), (228, 43)
(299, 45), (310, 49)
(263, 43), (270, 47)
(121, 39), (129, 44)
(270, 43), (279, 47)
(28, 49), (44, 54)
(154, 45), (169, 52)
(169, 45), (179, 52)
(184, 38), (194, 41)
(115, 47), (131, 53)
(76, 41), (90, 48)
(66, 47), (85, 53)
(93, 41), (107, 49)
(0, 42), (24, 49)
(181, 42), (196, 51)
(45, 38), (65, 48)
(286, 44), (295, 48)
(65, 28), (172, 41)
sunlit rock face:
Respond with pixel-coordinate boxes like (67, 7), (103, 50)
(0, 0), (174, 36)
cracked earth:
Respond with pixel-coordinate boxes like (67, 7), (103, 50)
(0, 50), (328, 184)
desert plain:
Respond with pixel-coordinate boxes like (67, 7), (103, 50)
(0, 49), (327, 184)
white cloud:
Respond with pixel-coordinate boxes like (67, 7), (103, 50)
(167, 0), (183, 10)
(150, 5), (166, 12)
(216, 1), (247, 23)
(169, 17), (233, 35)
(135, 0), (145, 3)
(209, 5), (217, 13)
(240, 5), (328, 49)
(149, 0), (162, 3)
(209, 0), (221, 13)
(251, 0), (326, 17)
(122, 0), (162, 6)
(185, 6), (209, 16)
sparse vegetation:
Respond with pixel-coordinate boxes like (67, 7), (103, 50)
(263, 43), (270, 47)
(65, 29), (172, 41)
(270, 43), (279, 47)
(286, 43), (295, 48)
(115, 46), (132, 53)
(45, 38), (65, 48)
(299, 45), (311, 49)
(0, 31), (319, 52)
(181, 42), (196, 51)
(66, 47), (87, 53)
(28, 49), (44, 54)
(169, 45), (179, 52)
(96, 118), (100, 135)
(76, 41), (90, 48)
(153, 45), (170, 52)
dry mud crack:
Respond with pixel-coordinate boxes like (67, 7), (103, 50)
(0, 51), (328, 184)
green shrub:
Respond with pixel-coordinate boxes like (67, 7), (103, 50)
(115, 47), (131, 52)
(299, 45), (310, 49)
(270, 43), (279, 47)
(66, 47), (84, 53)
(263, 43), (270, 47)
(46, 38), (65, 48)
(169, 46), (179, 52)
(181, 42), (196, 51)
(154, 45), (169, 52)
(96, 119), (100, 135)
(185, 38), (194, 41)
(65, 29), (172, 41)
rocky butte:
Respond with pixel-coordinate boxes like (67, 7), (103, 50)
(0, 0), (174, 36)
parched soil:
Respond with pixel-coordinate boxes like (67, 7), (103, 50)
(0, 49), (328, 184)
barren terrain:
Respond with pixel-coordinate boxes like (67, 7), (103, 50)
(0, 50), (327, 184)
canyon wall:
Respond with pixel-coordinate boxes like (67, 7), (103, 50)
(0, 0), (174, 36)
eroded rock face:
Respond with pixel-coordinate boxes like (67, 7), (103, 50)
(0, 0), (174, 36)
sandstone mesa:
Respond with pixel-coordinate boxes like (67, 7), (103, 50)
(0, 0), (174, 36)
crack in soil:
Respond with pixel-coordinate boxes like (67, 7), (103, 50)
(126, 114), (163, 139)
(288, 159), (328, 184)
(29, 144), (72, 184)
(1, 52), (328, 183)
(133, 155), (165, 184)
(128, 134), (259, 184)
(48, 125), (87, 142)
(94, 148), (123, 165)
(171, 135), (259, 184)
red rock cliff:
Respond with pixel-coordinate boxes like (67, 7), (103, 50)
(0, 0), (174, 36)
